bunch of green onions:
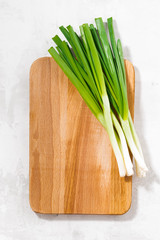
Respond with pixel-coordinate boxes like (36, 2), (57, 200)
(48, 17), (148, 177)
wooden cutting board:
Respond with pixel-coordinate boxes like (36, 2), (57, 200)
(29, 57), (135, 214)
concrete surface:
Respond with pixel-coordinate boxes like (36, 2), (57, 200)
(0, 0), (160, 239)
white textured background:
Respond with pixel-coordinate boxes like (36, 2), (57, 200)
(0, 0), (160, 239)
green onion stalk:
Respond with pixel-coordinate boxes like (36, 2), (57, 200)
(48, 17), (148, 177)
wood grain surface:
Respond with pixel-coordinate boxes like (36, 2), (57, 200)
(29, 57), (135, 214)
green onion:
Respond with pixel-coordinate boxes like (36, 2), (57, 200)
(48, 17), (148, 177)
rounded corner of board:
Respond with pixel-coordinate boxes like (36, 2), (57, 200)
(29, 197), (39, 213)
(119, 198), (132, 215)
(29, 57), (51, 74)
(124, 59), (135, 75)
